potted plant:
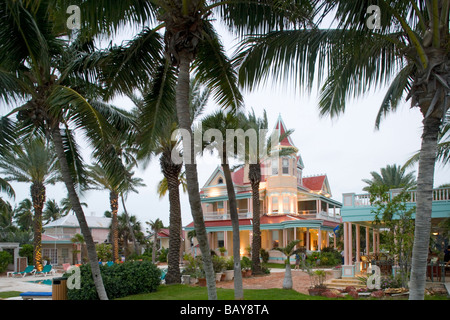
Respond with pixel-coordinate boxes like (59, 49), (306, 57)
(196, 268), (206, 287)
(307, 268), (328, 296)
(218, 247), (227, 256)
(241, 256), (252, 277)
(212, 255), (225, 282)
(223, 256), (234, 281)
(332, 265), (342, 279)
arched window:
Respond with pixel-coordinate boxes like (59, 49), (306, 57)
(218, 177), (223, 184)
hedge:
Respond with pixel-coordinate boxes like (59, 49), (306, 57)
(65, 260), (161, 300)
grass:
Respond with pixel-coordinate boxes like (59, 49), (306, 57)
(118, 284), (342, 300)
(0, 291), (21, 299)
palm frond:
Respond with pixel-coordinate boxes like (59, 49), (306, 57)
(193, 20), (243, 111)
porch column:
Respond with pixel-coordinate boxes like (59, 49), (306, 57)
(224, 231), (228, 255)
(348, 222), (353, 264)
(306, 228), (310, 251)
(248, 197), (253, 217)
(283, 229), (287, 247)
(366, 227), (370, 255)
(343, 222), (349, 265)
(318, 228), (322, 251)
(376, 232), (380, 254)
(372, 229), (376, 255)
(356, 224), (360, 263)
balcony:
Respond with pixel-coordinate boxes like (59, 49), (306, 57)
(204, 209), (252, 221)
(341, 187), (450, 223)
(294, 210), (341, 222)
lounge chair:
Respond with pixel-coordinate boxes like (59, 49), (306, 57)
(11, 265), (36, 278)
(20, 291), (52, 300)
(106, 261), (114, 267)
(35, 264), (55, 277)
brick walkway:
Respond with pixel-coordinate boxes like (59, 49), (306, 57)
(216, 269), (315, 295)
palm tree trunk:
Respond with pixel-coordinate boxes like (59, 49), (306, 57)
(51, 127), (108, 300)
(283, 260), (293, 290)
(249, 163), (262, 274)
(161, 152), (183, 284)
(222, 160), (244, 300)
(175, 50), (217, 300)
(409, 115), (441, 300)
(110, 191), (119, 263)
(31, 182), (45, 272)
(121, 195), (139, 254)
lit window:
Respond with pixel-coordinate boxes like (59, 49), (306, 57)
(283, 196), (289, 212)
(272, 197), (278, 213)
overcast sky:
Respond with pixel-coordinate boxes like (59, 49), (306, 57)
(3, 17), (450, 232)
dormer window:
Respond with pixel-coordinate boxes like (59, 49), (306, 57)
(218, 177), (223, 184)
(282, 158), (289, 174)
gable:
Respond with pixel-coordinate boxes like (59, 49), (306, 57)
(202, 166), (225, 188)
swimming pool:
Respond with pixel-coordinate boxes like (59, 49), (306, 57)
(27, 279), (52, 285)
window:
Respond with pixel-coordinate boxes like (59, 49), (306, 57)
(272, 230), (279, 248)
(271, 159), (278, 175)
(283, 196), (290, 212)
(282, 158), (289, 174)
(43, 248), (57, 265)
(217, 232), (224, 248)
(217, 201), (224, 214)
(218, 177), (223, 184)
(297, 169), (302, 186)
(272, 197), (278, 213)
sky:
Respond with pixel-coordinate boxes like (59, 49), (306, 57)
(3, 16), (450, 233)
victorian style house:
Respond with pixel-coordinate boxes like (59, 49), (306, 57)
(184, 115), (342, 263)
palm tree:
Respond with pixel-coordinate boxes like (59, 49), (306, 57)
(43, 199), (64, 224)
(60, 196), (88, 216)
(134, 75), (208, 284)
(236, 1), (449, 300)
(0, 1), (140, 299)
(147, 218), (164, 263)
(201, 110), (245, 299)
(0, 136), (59, 271)
(70, 0), (307, 300)
(362, 164), (417, 192)
(273, 239), (302, 290)
(239, 109), (296, 274)
(14, 199), (34, 231)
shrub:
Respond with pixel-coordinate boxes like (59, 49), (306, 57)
(19, 244), (33, 264)
(0, 251), (12, 273)
(65, 260), (161, 300)
(260, 248), (269, 263)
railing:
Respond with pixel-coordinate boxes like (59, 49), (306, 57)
(204, 209), (251, 221)
(294, 210), (341, 222)
(343, 187), (450, 207)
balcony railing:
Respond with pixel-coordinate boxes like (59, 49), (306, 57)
(294, 210), (341, 222)
(343, 187), (450, 207)
(204, 209), (251, 221)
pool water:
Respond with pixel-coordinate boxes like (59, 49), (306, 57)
(27, 279), (53, 285)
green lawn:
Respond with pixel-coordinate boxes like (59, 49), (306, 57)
(118, 284), (337, 300)
(0, 291), (21, 299)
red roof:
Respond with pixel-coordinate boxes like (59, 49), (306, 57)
(231, 167), (245, 185)
(157, 228), (170, 238)
(274, 115), (295, 147)
(302, 175), (326, 191)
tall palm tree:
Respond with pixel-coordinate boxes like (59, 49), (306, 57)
(134, 75), (208, 284)
(0, 136), (59, 271)
(362, 164), (417, 192)
(147, 218), (164, 263)
(236, 1), (450, 300)
(69, 0), (308, 300)
(238, 109), (296, 274)
(0, 1), (140, 299)
(201, 110), (245, 299)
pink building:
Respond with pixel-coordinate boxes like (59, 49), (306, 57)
(42, 215), (111, 265)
